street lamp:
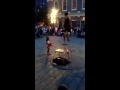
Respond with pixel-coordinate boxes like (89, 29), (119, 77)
(50, 9), (58, 27)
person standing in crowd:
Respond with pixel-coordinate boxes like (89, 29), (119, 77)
(46, 26), (50, 37)
(39, 27), (43, 38)
(63, 12), (71, 41)
(50, 26), (53, 35)
(76, 26), (81, 37)
(80, 26), (85, 37)
(58, 28), (61, 36)
(74, 26), (77, 35)
(54, 26), (58, 36)
(52, 26), (55, 35)
(36, 27), (40, 37)
(60, 28), (64, 36)
(81, 26), (84, 32)
(44, 26), (48, 36)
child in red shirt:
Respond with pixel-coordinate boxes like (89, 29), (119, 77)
(46, 37), (52, 55)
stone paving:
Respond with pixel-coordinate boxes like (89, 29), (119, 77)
(35, 35), (85, 90)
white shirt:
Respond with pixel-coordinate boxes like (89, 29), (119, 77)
(46, 40), (50, 44)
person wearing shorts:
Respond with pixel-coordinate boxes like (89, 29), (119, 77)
(63, 12), (71, 41)
(64, 28), (70, 40)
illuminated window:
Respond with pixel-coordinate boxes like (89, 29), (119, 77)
(82, 17), (85, 21)
(81, 16), (85, 21)
(82, 0), (85, 9)
(62, 0), (67, 11)
(72, 0), (77, 10)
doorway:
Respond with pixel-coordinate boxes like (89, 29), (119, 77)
(71, 21), (77, 27)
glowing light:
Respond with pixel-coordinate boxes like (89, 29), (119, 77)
(82, 17), (85, 21)
(50, 9), (58, 24)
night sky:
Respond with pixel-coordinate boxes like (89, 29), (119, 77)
(35, 0), (47, 7)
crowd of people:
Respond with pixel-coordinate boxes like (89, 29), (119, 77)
(35, 12), (85, 39)
(35, 25), (85, 38)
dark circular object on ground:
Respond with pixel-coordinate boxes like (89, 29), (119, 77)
(53, 57), (71, 66)
(58, 84), (68, 90)
(51, 56), (85, 70)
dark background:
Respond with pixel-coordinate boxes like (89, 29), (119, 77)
(35, 0), (48, 24)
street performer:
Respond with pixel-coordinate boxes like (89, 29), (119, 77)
(63, 12), (71, 41)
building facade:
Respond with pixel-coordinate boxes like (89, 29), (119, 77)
(47, 0), (85, 28)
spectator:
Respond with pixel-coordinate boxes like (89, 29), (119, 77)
(40, 27), (43, 38)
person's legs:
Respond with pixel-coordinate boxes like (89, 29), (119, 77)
(64, 32), (66, 41)
(47, 47), (49, 55)
(67, 29), (70, 41)
(47, 46), (51, 55)
(67, 32), (70, 41)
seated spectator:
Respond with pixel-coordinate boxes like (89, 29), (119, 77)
(58, 30), (61, 36)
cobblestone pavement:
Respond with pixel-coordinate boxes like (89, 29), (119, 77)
(35, 35), (85, 90)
